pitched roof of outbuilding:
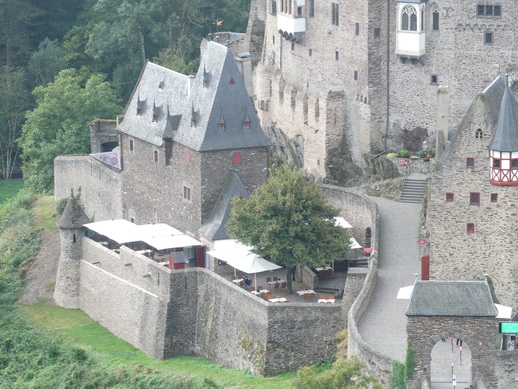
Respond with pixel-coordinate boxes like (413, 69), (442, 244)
(58, 197), (90, 230)
(198, 172), (250, 241)
(405, 281), (497, 317)
(489, 82), (518, 151)
(118, 42), (270, 152)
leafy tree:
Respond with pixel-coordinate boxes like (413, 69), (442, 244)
(0, 0), (44, 66)
(0, 66), (31, 180)
(19, 68), (122, 193)
(27, 38), (69, 87)
(294, 356), (383, 389)
(227, 164), (350, 292)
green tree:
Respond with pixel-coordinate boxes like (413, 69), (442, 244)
(27, 38), (69, 87)
(19, 68), (122, 193)
(0, 66), (31, 180)
(227, 164), (350, 292)
(294, 356), (383, 389)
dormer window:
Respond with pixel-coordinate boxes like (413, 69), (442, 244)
(137, 108), (142, 116)
(191, 119), (196, 127)
(229, 78), (235, 85)
(219, 123), (226, 130)
(152, 114), (158, 123)
(243, 121), (250, 129)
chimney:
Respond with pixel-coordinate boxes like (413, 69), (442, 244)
(187, 75), (195, 97)
(235, 52), (253, 98)
(435, 85), (450, 161)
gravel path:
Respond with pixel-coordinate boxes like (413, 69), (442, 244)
(20, 230), (60, 305)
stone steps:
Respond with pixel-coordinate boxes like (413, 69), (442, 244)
(400, 177), (428, 203)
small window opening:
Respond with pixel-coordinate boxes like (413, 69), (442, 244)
(354, 71), (358, 80)
(355, 23), (360, 35)
(154, 150), (159, 163)
(129, 139), (134, 152)
(335, 51), (339, 60)
(467, 223), (475, 234)
(491, 193), (498, 202)
(309, 48), (312, 56)
(485, 31), (494, 45)
(233, 152), (241, 166)
(374, 27), (380, 39)
(470, 192), (480, 205)
(466, 158), (475, 168)
(430, 75), (438, 85)
(446, 192), (454, 202)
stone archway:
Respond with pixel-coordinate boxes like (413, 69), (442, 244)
(428, 333), (473, 388)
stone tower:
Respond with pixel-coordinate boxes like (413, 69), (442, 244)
(53, 196), (90, 308)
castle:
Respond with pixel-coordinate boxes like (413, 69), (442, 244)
(50, 2), (518, 385)
(247, 0), (518, 180)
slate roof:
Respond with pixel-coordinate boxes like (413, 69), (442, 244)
(198, 172), (250, 241)
(405, 281), (497, 317)
(489, 82), (518, 151)
(118, 62), (190, 146)
(58, 197), (90, 230)
(118, 42), (270, 152)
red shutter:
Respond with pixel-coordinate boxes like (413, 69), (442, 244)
(233, 152), (241, 166)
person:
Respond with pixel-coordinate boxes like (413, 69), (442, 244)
(243, 276), (251, 291)
(291, 263), (297, 281)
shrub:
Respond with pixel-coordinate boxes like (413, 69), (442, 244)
(386, 153), (398, 158)
(398, 150), (410, 158)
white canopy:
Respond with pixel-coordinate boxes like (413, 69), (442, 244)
(396, 285), (414, 300)
(84, 220), (202, 249)
(208, 239), (282, 285)
(495, 303), (513, 319)
(145, 234), (202, 250)
(335, 217), (353, 229)
(349, 237), (362, 249)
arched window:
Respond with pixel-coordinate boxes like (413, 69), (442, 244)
(432, 5), (440, 30)
(401, 5), (417, 31)
(476, 129), (483, 139)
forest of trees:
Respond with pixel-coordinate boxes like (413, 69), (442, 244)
(0, 0), (251, 188)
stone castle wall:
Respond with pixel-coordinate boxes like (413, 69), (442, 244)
(54, 156), (122, 221)
(251, 0), (518, 180)
(406, 316), (500, 389)
(76, 238), (345, 375)
(428, 93), (518, 309)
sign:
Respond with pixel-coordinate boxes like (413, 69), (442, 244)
(399, 158), (409, 166)
(499, 322), (518, 334)
(417, 239), (427, 247)
(364, 248), (373, 254)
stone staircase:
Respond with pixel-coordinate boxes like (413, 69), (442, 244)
(400, 174), (428, 203)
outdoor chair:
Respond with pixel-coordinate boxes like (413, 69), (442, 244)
(231, 275), (237, 281)
(274, 282), (280, 289)
(249, 286), (255, 292)
(266, 277), (272, 283)
(257, 285), (263, 290)
(280, 282), (287, 288)
(273, 276), (278, 281)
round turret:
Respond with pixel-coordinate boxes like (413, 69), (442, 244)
(53, 196), (90, 309)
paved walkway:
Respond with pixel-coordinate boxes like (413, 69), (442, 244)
(357, 197), (423, 362)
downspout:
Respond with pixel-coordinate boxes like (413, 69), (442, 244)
(385, 0), (391, 150)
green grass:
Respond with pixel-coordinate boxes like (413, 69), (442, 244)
(32, 195), (59, 230)
(0, 179), (24, 204)
(23, 303), (298, 388)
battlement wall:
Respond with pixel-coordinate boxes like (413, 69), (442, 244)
(54, 156), (122, 221)
(77, 238), (346, 375)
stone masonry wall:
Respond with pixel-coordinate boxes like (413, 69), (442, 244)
(76, 238), (346, 375)
(406, 316), (500, 389)
(54, 156), (122, 221)
(428, 93), (518, 309)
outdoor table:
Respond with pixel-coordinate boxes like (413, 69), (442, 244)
(267, 279), (285, 285)
(268, 297), (289, 303)
(251, 289), (270, 295)
(315, 266), (332, 272)
(232, 278), (244, 284)
(297, 289), (316, 296)
(318, 298), (335, 304)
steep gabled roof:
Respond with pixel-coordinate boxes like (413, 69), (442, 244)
(118, 62), (190, 146)
(489, 82), (518, 151)
(406, 281), (497, 317)
(198, 172), (250, 241)
(173, 42), (270, 152)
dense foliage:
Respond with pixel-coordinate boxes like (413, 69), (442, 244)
(19, 69), (122, 193)
(227, 164), (350, 291)
(0, 0), (250, 184)
(0, 191), (220, 388)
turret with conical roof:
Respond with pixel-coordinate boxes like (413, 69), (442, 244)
(54, 195), (90, 308)
(489, 79), (518, 186)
